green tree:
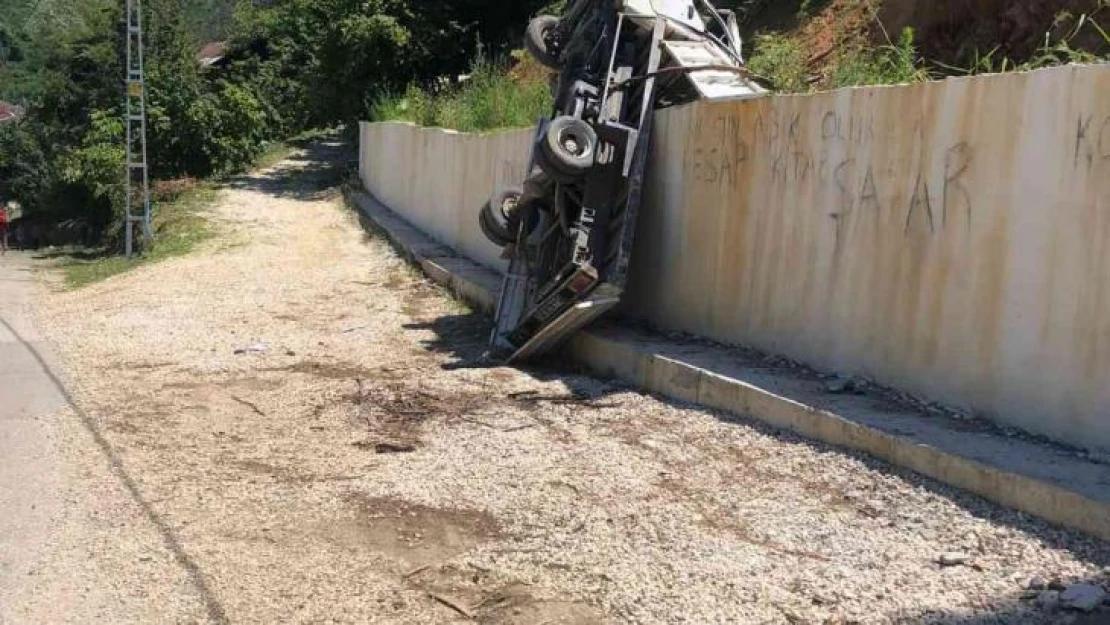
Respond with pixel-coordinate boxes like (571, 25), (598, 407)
(60, 109), (125, 232)
(0, 121), (51, 212)
(227, 0), (552, 130)
(183, 80), (268, 176)
(0, 0), (561, 246)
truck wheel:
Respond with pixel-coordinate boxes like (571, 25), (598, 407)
(480, 188), (537, 246)
(538, 116), (597, 181)
(525, 15), (563, 70)
(480, 206), (514, 247)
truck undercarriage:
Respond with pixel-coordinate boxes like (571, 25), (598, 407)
(480, 0), (767, 362)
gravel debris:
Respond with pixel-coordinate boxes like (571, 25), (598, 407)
(31, 143), (1110, 624)
(938, 552), (973, 567)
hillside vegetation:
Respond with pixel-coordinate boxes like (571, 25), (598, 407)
(375, 0), (1108, 132)
(0, 0), (1106, 253)
(0, 0), (548, 249)
(740, 0), (1108, 91)
(371, 52), (554, 132)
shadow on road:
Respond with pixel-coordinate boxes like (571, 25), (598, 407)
(403, 310), (630, 399)
(901, 590), (1110, 624)
(226, 138), (357, 202)
(31, 248), (110, 262)
(403, 311), (490, 368)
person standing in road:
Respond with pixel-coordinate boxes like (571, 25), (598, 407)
(0, 203), (9, 255)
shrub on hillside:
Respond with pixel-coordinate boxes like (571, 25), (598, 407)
(372, 56), (553, 132)
(830, 27), (932, 87)
(747, 33), (810, 92)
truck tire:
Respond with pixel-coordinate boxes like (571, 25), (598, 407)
(480, 187), (537, 246)
(537, 116), (597, 182)
(480, 206), (514, 247)
(525, 15), (563, 70)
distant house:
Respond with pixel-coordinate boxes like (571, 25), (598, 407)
(0, 100), (24, 123)
(197, 42), (230, 69)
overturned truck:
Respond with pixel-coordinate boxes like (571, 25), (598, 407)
(480, 0), (767, 362)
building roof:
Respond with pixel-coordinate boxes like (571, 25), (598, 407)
(197, 41), (230, 68)
(0, 101), (24, 123)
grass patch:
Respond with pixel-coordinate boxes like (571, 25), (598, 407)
(372, 55), (552, 132)
(748, 25), (930, 92)
(829, 27), (932, 88)
(747, 33), (810, 92)
(61, 183), (218, 288)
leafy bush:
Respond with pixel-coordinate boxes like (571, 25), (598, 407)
(185, 81), (269, 176)
(229, 0), (552, 132)
(748, 26), (931, 93)
(60, 109), (125, 237)
(0, 120), (51, 213)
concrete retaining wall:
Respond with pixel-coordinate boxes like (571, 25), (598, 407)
(359, 122), (533, 271)
(359, 64), (1110, 451)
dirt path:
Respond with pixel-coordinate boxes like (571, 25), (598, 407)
(25, 141), (1110, 624)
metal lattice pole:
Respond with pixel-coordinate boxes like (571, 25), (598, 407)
(124, 0), (151, 257)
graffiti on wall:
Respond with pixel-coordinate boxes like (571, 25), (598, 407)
(690, 109), (977, 239)
(1075, 112), (1110, 171)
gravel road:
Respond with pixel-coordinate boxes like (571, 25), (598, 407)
(25, 141), (1110, 624)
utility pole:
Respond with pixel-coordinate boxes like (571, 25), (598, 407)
(124, 0), (151, 257)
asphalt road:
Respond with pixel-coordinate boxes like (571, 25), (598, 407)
(0, 253), (210, 624)
(0, 252), (67, 605)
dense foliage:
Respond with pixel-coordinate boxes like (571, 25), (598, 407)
(0, 0), (548, 246)
(225, 0), (551, 132)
